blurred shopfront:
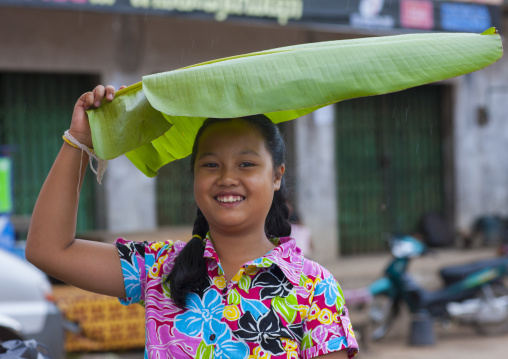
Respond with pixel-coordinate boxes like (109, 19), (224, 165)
(0, 0), (505, 259)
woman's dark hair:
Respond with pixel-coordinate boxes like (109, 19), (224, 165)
(168, 114), (291, 308)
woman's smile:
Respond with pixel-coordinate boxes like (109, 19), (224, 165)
(215, 192), (245, 205)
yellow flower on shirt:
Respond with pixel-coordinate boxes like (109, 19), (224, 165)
(213, 276), (226, 290)
(223, 305), (240, 321)
(248, 347), (271, 359)
(150, 242), (167, 251)
(281, 338), (298, 358)
(308, 302), (320, 321)
(318, 308), (333, 325)
(349, 322), (356, 338)
(299, 305), (310, 319)
(304, 278), (314, 292)
(148, 264), (160, 279)
(148, 254), (168, 279)
(245, 265), (260, 276)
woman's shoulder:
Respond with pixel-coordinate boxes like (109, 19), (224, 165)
(300, 256), (335, 282)
(299, 258), (346, 312)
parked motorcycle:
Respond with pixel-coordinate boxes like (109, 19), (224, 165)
(369, 235), (508, 341)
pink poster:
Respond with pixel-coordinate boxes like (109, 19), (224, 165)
(400, 0), (434, 30)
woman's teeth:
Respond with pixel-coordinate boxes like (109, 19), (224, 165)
(217, 196), (244, 203)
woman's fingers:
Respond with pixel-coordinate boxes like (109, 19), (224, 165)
(69, 84), (120, 148)
(78, 84), (121, 112)
(92, 85), (106, 108)
(91, 85), (119, 106)
(76, 91), (95, 111)
(105, 85), (116, 101)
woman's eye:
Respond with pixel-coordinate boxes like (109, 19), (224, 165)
(240, 162), (255, 168)
(203, 163), (219, 168)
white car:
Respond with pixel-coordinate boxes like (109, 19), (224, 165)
(0, 248), (64, 358)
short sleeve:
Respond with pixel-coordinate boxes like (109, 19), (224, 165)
(116, 238), (179, 306)
(116, 238), (147, 305)
(300, 275), (359, 359)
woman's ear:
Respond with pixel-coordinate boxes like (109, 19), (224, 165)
(274, 164), (285, 191)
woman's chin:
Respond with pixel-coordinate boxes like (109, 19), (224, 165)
(208, 217), (253, 234)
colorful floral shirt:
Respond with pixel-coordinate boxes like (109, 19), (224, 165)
(116, 235), (358, 359)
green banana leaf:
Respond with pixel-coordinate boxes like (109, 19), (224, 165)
(87, 28), (502, 177)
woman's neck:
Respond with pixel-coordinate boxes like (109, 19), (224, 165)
(208, 227), (276, 281)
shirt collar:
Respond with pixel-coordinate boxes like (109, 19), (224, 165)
(203, 233), (220, 263)
(202, 233), (303, 287)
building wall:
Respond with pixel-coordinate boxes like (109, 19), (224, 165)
(294, 108), (338, 262)
(454, 20), (508, 233)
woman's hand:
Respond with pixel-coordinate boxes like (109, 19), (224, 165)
(69, 85), (125, 148)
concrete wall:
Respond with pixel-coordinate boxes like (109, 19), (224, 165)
(294, 107), (339, 262)
(454, 23), (508, 233)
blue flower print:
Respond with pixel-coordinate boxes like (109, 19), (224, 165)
(240, 297), (269, 320)
(214, 336), (249, 359)
(117, 241), (144, 304)
(175, 289), (225, 345)
(314, 276), (344, 307)
(121, 260), (142, 303)
(327, 336), (347, 351)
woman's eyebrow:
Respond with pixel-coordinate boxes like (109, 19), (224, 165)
(198, 149), (260, 160)
(239, 149), (260, 157)
(197, 152), (217, 160)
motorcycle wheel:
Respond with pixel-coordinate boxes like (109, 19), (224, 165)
(473, 283), (508, 336)
(370, 293), (398, 341)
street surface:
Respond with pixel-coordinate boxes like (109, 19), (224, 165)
(360, 325), (508, 358)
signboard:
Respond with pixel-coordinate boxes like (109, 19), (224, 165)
(0, 0), (501, 32)
(303, 0), (500, 33)
(441, 2), (493, 32)
(446, 0), (502, 4)
(0, 157), (12, 214)
(0, 0), (304, 25)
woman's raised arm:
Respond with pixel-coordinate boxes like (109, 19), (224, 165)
(26, 85), (126, 298)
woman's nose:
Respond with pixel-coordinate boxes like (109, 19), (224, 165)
(217, 166), (238, 186)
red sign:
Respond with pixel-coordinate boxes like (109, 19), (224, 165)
(400, 0), (434, 30)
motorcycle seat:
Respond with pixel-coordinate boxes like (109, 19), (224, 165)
(439, 257), (508, 286)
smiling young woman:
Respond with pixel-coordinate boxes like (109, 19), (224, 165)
(192, 118), (285, 276)
(26, 86), (358, 359)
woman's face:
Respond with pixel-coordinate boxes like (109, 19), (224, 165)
(193, 119), (284, 236)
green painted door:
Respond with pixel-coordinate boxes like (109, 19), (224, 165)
(0, 72), (97, 235)
(335, 85), (445, 254)
(157, 157), (196, 226)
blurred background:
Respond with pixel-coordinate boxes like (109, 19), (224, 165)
(0, 0), (507, 358)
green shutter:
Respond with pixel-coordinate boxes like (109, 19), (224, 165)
(0, 72), (97, 234)
(335, 85), (445, 254)
(157, 157), (196, 226)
